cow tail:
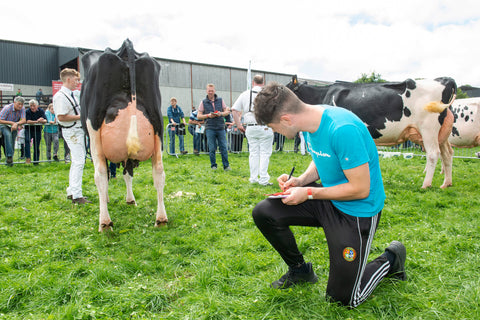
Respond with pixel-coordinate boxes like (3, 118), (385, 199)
(424, 101), (449, 113)
(127, 115), (141, 157)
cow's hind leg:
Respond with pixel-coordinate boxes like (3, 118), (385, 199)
(87, 121), (113, 232)
(439, 140), (453, 188)
(421, 139), (441, 189)
(152, 135), (167, 227)
(123, 159), (138, 205)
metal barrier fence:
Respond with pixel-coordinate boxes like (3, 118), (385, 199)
(0, 123), (70, 165)
(164, 124), (480, 159)
(1, 123), (478, 165)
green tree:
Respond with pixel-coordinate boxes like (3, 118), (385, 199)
(354, 72), (386, 83)
(456, 88), (469, 99)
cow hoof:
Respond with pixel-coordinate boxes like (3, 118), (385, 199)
(155, 219), (168, 227)
(127, 200), (136, 205)
(440, 183), (452, 189)
(99, 221), (114, 232)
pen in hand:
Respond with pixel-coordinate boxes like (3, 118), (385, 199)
(287, 166), (295, 181)
(282, 166), (295, 192)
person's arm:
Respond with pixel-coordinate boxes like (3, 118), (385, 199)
(5, 117), (26, 131)
(232, 109), (245, 133)
(179, 108), (187, 124)
(221, 101), (230, 117)
(197, 110), (208, 120)
(37, 110), (47, 123)
(57, 114), (80, 122)
(279, 161), (318, 191)
(281, 163), (371, 205)
(197, 102), (212, 120)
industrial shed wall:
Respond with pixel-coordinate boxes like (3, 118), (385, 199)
(0, 40), (58, 87)
(1, 40), (309, 116)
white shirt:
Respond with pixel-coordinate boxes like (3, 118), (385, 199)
(53, 86), (81, 128)
(232, 85), (262, 124)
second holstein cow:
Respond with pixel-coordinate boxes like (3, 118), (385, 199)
(449, 98), (480, 148)
(286, 76), (457, 188)
(80, 39), (167, 231)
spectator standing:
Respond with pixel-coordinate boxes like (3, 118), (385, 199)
(59, 126), (71, 163)
(232, 75), (274, 185)
(0, 132), (5, 159)
(188, 106), (204, 155)
(251, 82), (406, 307)
(294, 132), (306, 155)
(44, 103), (59, 161)
(25, 99), (47, 164)
(0, 96), (26, 166)
(53, 68), (91, 204)
(167, 97), (188, 155)
(108, 161), (117, 179)
(36, 88), (43, 104)
(17, 125), (25, 159)
(16, 89), (22, 97)
(274, 132), (285, 151)
(197, 84), (231, 171)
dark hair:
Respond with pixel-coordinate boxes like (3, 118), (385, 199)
(253, 82), (302, 125)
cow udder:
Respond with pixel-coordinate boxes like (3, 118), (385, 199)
(100, 102), (155, 163)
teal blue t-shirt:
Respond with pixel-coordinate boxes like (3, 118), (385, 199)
(304, 105), (385, 217)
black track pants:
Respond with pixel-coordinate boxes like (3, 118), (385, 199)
(252, 190), (390, 307)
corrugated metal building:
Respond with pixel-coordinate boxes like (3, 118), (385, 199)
(0, 39), (329, 114)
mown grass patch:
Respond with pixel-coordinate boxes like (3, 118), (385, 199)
(1, 152), (480, 319)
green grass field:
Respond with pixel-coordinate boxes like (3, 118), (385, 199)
(1, 152), (480, 319)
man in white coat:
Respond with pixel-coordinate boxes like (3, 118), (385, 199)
(53, 68), (91, 204)
(232, 75), (274, 185)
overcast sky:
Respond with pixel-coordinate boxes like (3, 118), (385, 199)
(2, 0), (480, 86)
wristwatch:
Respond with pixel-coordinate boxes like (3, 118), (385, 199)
(307, 188), (313, 200)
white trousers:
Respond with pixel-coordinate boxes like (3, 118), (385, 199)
(299, 132), (306, 155)
(245, 126), (274, 184)
(62, 127), (86, 199)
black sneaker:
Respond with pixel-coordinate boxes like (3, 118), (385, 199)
(385, 241), (407, 280)
(271, 262), (318, 289)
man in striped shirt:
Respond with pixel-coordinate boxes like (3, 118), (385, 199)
(0, 97), (26, 166)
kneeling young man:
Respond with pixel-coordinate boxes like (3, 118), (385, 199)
(252, 83), (406, 307)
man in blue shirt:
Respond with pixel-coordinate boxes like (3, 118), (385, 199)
(251, 82), (406, 308)
(167, 97), (187, 155)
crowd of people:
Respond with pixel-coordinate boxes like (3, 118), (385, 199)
(1, 77), (304, 171)
(0, 97), (68, 166)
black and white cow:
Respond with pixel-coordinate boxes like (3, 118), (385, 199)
(286, 75), (457, 188)
(80, 39), (167, 231)
(449, 98), (480, 148)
